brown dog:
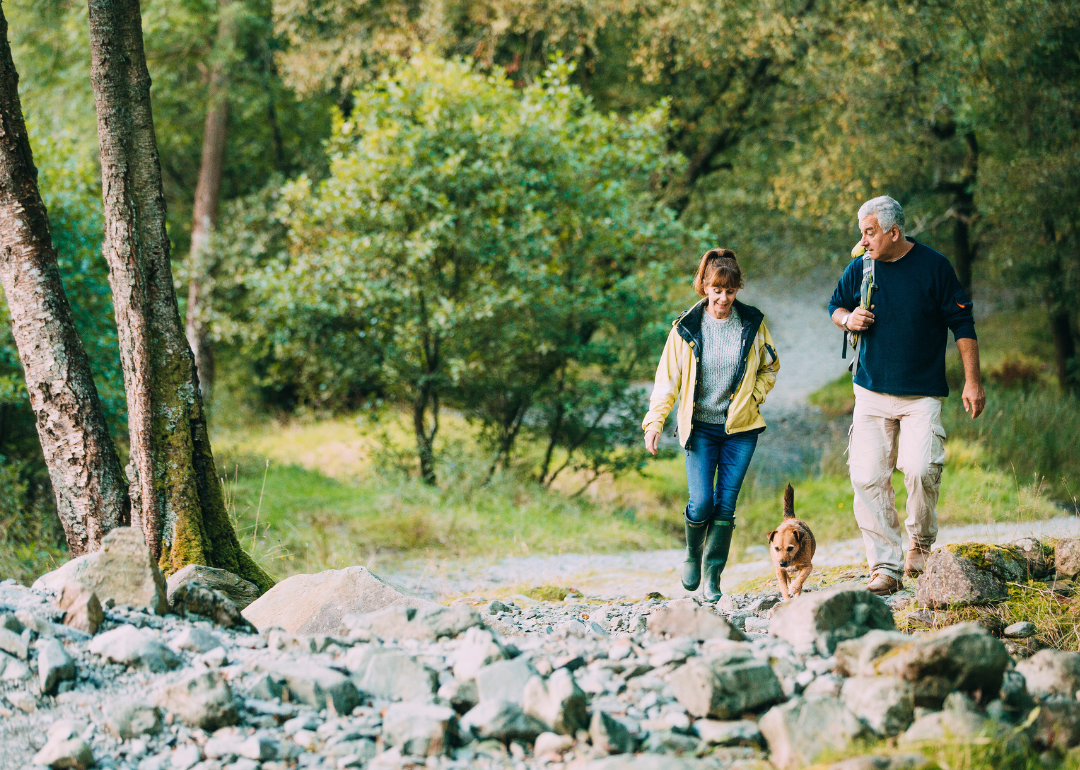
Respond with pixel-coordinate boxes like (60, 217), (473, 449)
(768, 484), (816, 600)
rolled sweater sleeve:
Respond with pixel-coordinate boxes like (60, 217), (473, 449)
(828, 259), (861, 317)
(938, 261), (977, 340)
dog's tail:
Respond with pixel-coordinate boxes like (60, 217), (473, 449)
(783, 483), (795, 519)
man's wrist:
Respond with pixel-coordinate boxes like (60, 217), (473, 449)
(840, 313), (852, 330)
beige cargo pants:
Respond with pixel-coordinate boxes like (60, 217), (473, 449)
(848, 384), (946, 580)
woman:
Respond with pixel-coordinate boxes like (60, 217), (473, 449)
(642, 249), (779, 601)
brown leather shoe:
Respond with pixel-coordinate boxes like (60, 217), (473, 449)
(867, 572), (903, 596)
(905, 546), (931, 578)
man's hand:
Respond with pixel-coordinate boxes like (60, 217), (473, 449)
(962, 380), (986, 419)
(846, 306), (875, 331)
(645, 430), (660, 455)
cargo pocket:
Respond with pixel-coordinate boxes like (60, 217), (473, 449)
(928, 422), (946, 485)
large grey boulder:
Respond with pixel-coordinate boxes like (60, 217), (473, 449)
(461, 699), (546, 743)
(255, 660), (361, 713)
(35, 527), (168, 615)
(646, 602), (745, 642)
(916, 543), (1027, 608)
(155, 671), (239, 730)
(342, 604), (481, 641)
(1016, 649), (1080, 699)
(241, 565), (435, 634)
(1029, 698), (1080, 751)
(346, 646), (438, 701)
(383, 702), (456, 756)
(166, 565), (261, 610)
(667, 655), (783, 719)
(841, 676), (915, 737)
(522, 668), (589, 735)
(770, 587), (895, 655)
(872, 622), (1010, 708)
(37, 638), (76, 696)
(759, 696), (868, 769)
(88, 625), (181, 673)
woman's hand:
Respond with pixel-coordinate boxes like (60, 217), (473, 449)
(645, 430), (660, 455)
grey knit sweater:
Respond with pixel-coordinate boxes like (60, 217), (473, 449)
(693, 307), (743, 425)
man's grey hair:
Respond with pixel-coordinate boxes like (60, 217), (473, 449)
(858, 196), (905, 234)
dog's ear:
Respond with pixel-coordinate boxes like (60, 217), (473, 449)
(768, 530), (777, 543)
(793, 529), (803, 543)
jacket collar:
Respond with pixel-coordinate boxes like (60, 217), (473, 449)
(675, 298), (763, 345)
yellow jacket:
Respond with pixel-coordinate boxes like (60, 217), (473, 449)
(642, 299), (779, 447)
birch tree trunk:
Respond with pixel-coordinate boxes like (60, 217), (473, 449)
(0, 4), (128, 556)
(185, 0), (236, 401)
(85, 0), (273, 591)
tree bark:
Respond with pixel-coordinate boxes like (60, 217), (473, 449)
(0, 5), (129, 556)
(1050, 309), (1078, 395)
(185, 0), (236, 401)
(950, 132), (979, 294)
(85, 0), (273, 591)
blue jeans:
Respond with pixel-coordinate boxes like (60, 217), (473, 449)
(684, 421), (759, 525)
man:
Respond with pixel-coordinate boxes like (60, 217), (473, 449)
(829, 196), (986, 595)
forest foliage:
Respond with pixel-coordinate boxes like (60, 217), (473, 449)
(0, 0), (1077, 560)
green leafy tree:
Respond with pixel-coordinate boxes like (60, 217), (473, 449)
(219, 56), (693, 484)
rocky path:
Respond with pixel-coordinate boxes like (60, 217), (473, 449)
(386, 515), (1080, 603)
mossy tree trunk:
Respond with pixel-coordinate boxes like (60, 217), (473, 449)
(85, 0), (273, 592)
(0, 5), (129, 556)
(185, 0), (236, 402)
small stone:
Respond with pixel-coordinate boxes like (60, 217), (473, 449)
(155, 670), (239, 730)
(642, 730), (702, 756)
(744, 617), (770, 633)
(170, 626), (223, 653)
(382, 701), (456, 755)
(1003, 621), (1037, 639)
(898, 693), (993, 744)
(828, 753), (932, 770)
(105, 698), (163, 739)
(769, 587), (895, 655)
(481, 600), (510, 615)
(667, 656), (782, 719)
(647, 603), (745, 642)
(476, 657), (537, 704)
(453, 627), (509, 680)
(834, 630), (912, 677)
(461, 698), (546, 743)
(346, 646), (437, 701)
(590, 710), (636, 754)
(171, 581), (253, 629)
(32, 736), (94, 769)
(1056, 538), (1080, 580)
(872, 622), (1010, 708)
(521, 668), (589, 735)
(1011, 537), (1051, 580)
(840, 676), (915, 737)
(1016, 649), (1080, 699)
(343, 604), (481, 641)
(534, 731), (574, 756)
(759, 696), (868, 769)
(0, 626), (28, 659)
(88, 625), (181, 673)
(57, 583), (103, 635)
(166, 564), (261, 610)
(37, 638), (76, 696)
(692, 719), (762, 746)
(257, 660), (361, 714)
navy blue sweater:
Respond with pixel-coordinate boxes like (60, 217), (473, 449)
(828, 240), (976, 397)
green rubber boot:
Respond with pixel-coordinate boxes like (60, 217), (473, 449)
(681, 518), (708, 591)
(702, 520), (735, 602)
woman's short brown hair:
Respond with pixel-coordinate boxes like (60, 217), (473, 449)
(693, 248), (743, 296)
